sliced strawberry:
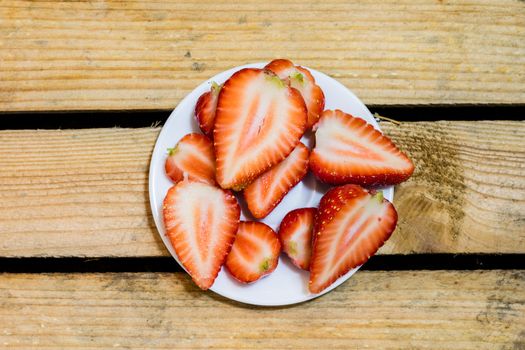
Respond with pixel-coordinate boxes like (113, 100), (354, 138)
(195, 82), (221, 137)
(278, 207), (316, 270)
(225, 221), (281, 283)
(163, 181), (240, 290)
(243, 142), (309, 219)
(265, 59), (325, 129)
(165, 133), (216, 185)
(310, 110), (414, 187)
(309, 185), (397, 294)
(214, 68), (307, 190)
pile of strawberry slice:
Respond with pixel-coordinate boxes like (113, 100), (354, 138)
(163, 59), (414, 294)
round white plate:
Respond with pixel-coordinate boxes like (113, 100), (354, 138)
(149, 62), (393, 306)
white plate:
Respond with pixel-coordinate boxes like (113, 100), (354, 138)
(149, 62), (393, 306)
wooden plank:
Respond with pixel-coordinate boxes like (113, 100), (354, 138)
(1, 0), (524, 111)
(0, 121), (523, 257)
(0, 128), (162, 257)
(0, 270), (523, 349)
(381, 120), (525, 254)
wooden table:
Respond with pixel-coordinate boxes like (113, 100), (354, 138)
(1, 1), (524, 348)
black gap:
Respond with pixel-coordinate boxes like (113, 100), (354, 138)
(0, 254), (523, 273)
(371, 104), (524, 122)
(362, 254), (525, 271)
(0, 110), (170, 130)
(0, 105), (524, 130)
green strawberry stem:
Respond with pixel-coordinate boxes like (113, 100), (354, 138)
(265, 74), (285, 88)
(290, 71), (304, 84)
(260, 259), (270, 272)
(210, 81), (222, 93)
(373, 191), (384, 203)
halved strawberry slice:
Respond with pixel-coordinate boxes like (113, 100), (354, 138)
(225, 221), (281, 283)
(243, 142), (309, 219)
(214, 68), (307, 190)
(165, 133), (216, 185)
(265, 59), (325, 129)
(310, 109), (414, 187)
(163, 181), (240, 290)
(309, 184), (397, 294)
(195, 82), (221, 137)
(278, 207), (316, 270)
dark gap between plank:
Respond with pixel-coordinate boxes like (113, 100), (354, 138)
(0, 105), (523, 130)
(1, 254), (523, 273)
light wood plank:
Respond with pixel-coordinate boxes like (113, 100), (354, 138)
(381, 120), (525, 254)
(0, 128), (162, 257)
(0, 121), (523, 257)
(1, 0), (524, 111)
(0, 271), (523, 349)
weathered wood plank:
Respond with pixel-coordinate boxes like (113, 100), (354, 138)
(0, 121), (523, 257)
(381, 120), (525, 254)
(1, 0), (524, 111)
(0, 271), (523, 349)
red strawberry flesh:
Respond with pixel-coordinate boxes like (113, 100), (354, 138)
(225, 221), (281, 283)
(244, 142), (309, 219)
(214, 68), (307, 190)
(309, 184), (397, 294)
(278, 207), (316, 270)
(310, 109), (414, 187)
(265, 59), (325, 129)
(165, 133), (216, 185)
(163, 181), (240, 290)
(195, 82), (221, 137)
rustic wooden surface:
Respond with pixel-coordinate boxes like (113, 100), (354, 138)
(1, 1), (524, 348)
(0, 271), (523, 349)
(0, 121), (523, 257)
(1, 0), (524, 111)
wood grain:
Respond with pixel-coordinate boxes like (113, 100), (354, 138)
(1, 0), (524, 111)
(0, 121), (523, 257)
(0, 271), (523, 349)
(380, 120), (525, 254)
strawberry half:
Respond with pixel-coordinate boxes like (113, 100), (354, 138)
(214, 68), (307, 190)
(195, 82), (221, 138)
(165, 133), (216, 185)
(265, 59), (325, 129)
(310, 110), (414, 187)
(163, 181), (240, 290)
(243, 142), (309, 219)
(225, 221), (281, 283)
(309, 185), (397, 294)
(278, 207), (316, 270)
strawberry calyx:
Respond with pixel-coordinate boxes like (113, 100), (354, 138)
(260, 259), (271, 272)
(290, 71), (304, 84)
(265, 72), (286, 88)
(167, 147), (178, 156)
(287, 241), (298, 256)
(211, 81), (222, 94)
(372, 191), (384, 203)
